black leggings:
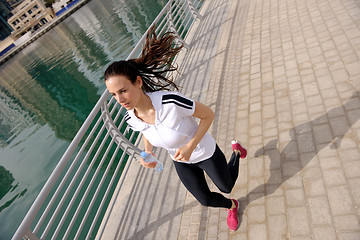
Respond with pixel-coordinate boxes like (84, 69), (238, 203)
(173, 145), (240, 209)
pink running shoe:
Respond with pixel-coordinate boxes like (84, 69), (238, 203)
(231, 140), (247, 159)
(227, 199), (239, 231)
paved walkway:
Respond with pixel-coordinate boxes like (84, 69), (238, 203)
(100, 0), (360, 239)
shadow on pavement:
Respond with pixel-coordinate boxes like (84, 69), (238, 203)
(238, 90), (360, 223)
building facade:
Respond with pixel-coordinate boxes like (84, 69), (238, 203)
(6, 0), (24, 8)
(0, 0), (13, 40)
(7, 0), (54, 39)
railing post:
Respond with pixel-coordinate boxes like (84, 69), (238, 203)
(101, 100), (142, 155)
(12, 0), (204, 239)
(24, 230), (40, 240)
(186, 0), (203, 19)
(167, 1), (190, 48)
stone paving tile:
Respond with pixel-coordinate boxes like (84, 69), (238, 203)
(174, 0), (360, 239)
(307, 196), (333, 225)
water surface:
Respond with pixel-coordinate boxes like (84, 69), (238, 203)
(0, 0), (165, 238)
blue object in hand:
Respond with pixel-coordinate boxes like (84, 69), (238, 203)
(140, 151), (163, 172)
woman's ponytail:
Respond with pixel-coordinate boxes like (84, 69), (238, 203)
(104, 25), (183, 92)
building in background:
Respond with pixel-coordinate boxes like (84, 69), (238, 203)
(0, 0), (13, 40)
(52, 0), (70, 14)
(7, 0), (54, 40)
(5, 0), (24, 8)
(1, 0), (88, 57)
(52, 0), (81, 16)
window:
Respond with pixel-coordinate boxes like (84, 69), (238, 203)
(40, 18), (48, 25)
(12, 19), (20, 26)
(33, 5), (38, 9)
(28, 9), (32, 14)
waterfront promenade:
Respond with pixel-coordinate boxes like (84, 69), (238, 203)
(99, 0), (360, 239)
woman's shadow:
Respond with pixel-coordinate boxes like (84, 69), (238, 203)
(237, 91), (360, 221)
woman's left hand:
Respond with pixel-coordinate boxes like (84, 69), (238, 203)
(174, 144), (194, 162)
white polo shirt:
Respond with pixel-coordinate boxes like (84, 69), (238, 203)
(124, 91), (216, 164)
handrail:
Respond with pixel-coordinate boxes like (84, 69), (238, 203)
(12, 0), (203, 239)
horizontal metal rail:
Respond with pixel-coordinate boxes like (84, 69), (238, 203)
(12, 0), (203, 239)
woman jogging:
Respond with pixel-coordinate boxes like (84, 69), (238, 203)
(104, 27), (247, 231)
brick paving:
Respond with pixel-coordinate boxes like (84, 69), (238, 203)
(100, 0), (360, 239)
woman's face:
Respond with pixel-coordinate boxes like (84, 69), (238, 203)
(105, 75), (143, 110)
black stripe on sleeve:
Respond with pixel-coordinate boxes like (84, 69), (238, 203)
(124, 112), (131, 122)
(163, 100), (193, 109)
(162, 94), (194, 109)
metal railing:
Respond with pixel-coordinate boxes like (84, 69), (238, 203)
(12, 0), (203, 239)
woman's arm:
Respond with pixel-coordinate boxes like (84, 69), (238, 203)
(143, 135), (154, 153)
(174, 101), (215, 161)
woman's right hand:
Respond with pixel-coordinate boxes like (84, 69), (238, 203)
(140, 152), (157, 169)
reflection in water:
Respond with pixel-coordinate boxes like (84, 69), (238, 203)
(0, 165), (27, 214)
(0, 89), (29, 214)
(114, 0), (144, 42)
(1, 58), (91, 142)
(0, 0), (165, 238)
(0, 165), (15, 201)
(0, 89), (37, 147)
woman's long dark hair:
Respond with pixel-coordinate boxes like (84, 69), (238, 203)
(104, 26), (183, 92)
